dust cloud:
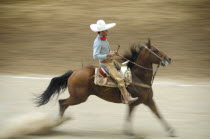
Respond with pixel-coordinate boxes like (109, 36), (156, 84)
(0, 112), (70, 138)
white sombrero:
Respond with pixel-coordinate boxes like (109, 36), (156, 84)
(90, 20), (116, 32)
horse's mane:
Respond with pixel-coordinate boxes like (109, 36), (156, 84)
(123, 44), (144, 68)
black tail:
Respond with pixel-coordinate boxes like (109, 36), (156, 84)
(35, 71), (73, 107)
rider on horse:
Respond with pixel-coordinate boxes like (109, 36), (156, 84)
(90, 19), (138, 104)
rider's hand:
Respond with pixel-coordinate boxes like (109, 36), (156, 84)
(114, 51), (119, 56)
(107, 52), (117, 58)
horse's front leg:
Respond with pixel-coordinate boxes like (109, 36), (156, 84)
(124, 104), (136, 136)
(146, 99), (176, 137)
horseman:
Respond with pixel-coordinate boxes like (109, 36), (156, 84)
(90, 19), (138, 104)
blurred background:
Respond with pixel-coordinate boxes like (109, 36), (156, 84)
(0, 1), (210, 138)
(0, 0), (210, 81)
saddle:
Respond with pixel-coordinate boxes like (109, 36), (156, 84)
(94, 61), (132, 87)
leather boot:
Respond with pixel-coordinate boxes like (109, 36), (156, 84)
(127, 95), (138, 104)
(119, 86), (138, 104)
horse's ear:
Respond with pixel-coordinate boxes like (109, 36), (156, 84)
(147, 38), (151, 48)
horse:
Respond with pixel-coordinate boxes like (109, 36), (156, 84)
(36, 39), (175, 137)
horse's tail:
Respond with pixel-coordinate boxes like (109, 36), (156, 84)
(35, 71), (73, 107)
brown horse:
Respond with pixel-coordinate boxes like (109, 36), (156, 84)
(36, 39), (175, 136)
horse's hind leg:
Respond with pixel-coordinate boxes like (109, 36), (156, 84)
(59, 95), (88, 117)
(146, 99), (176, 137)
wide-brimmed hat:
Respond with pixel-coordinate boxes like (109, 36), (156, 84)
(90, 20), (116, 32)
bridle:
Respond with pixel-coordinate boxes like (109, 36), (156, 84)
(117, 45), (163, 70)
(117, 45), (164, 85)
(144, 46), (163, 61)
(144, 46), (162, 85)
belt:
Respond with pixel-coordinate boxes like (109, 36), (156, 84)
(100, 59), (112, 63)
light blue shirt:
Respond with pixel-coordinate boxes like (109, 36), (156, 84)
(93, 35), (111, 61)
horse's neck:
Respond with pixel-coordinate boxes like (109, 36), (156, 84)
(131, 64), (153, 85)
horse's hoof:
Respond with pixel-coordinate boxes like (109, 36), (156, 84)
(168, 128), (176, 137)
(61, 116), (72, 122)
(123, 129), (135, 136)
(124, 131), (144, 139)
(124, 132), (135, 136)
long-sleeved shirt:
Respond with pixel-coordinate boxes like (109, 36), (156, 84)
(93, 35), (111, 61)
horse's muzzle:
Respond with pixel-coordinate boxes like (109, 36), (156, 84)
(161, 58), (171, 67)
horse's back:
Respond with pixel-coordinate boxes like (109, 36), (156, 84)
(68, 65), (95, 85)
(67, 65), (122, 103)
(67, 66), (96, 95)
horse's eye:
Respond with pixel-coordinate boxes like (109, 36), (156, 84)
(153, 49), (159, 53)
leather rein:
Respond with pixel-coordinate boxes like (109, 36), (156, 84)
(117, 45), (162, 86)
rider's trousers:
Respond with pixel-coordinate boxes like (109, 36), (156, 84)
(100, 60), (131, 103)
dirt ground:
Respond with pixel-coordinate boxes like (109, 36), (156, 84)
(0, 75), (210, 139)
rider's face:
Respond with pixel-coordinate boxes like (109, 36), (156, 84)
(100, 30), (108, 37)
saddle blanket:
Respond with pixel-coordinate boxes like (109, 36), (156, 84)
(94, 68), (118, 87)
(94, 63), (132, 88)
